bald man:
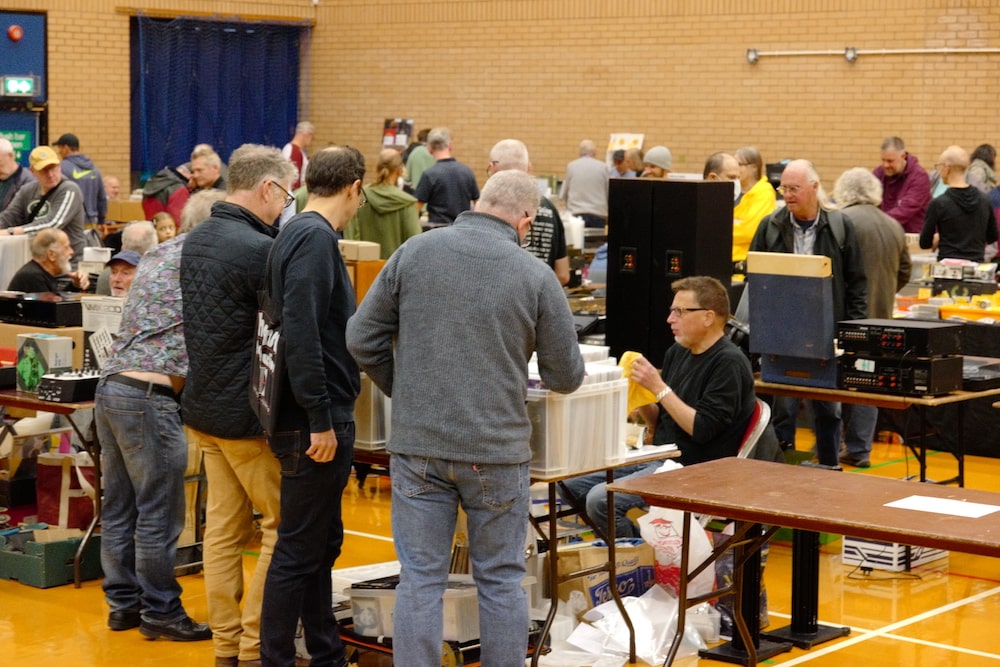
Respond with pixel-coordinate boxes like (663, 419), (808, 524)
(919, 145), (998, 262)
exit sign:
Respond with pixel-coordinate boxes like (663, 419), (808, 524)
(2, 76), (36, 97)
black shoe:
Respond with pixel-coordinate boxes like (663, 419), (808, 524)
(140, 616), (212, 642)
(108, 610), (141, 631)
(839, 453), (871, 468)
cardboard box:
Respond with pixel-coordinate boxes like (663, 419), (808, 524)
(0, 531), (102, 588)
(339, 239), (381, 261)
(81, 296), (125, 370)
(16, 334), (73, 393)
(549, 540), (655, 614)
(106, 199), (146, 223)
(0, 323), (84, 369)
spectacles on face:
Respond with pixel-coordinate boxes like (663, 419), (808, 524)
(668, 307), (708, 317)
(271, 181), (295, 208)
(520, 210), (534, 248)
(486, 160), (500, 176)
(777, 184), (804, 196)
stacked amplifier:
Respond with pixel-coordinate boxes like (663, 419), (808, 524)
(837, 319), (963, 397)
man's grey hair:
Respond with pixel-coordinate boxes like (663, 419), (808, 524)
(787, 159), (836, 211)
(834, 167), (883, 208)
(296, 121), (315, 135)
(122, 221), (158, 254)
(226, 143), (297, 193)
(190, 144), (222, 169)
(428, 127), (452, 152)
(578, 139), (596, 157)
(880, 136), (905, 152)
(180, 189), (226, 233)
(30, 228), (67, 259)
(0, 138), (13, 156)
(489, 139), (530, 173)
(478, 170), (540, 223)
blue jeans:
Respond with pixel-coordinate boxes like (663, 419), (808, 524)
(260, 421), (354, 667)
(842, 404), (877, 459)
(94, 378), (188, 622)
(772, 397), (842, 466)
(390, 454), (529, 667)
(559, 463), (651, 538)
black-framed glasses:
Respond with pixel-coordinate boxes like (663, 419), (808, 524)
(271, 181), (295, 208)
(669, 307), (708, 317)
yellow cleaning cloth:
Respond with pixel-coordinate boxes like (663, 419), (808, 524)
(619, 350), (658, 413)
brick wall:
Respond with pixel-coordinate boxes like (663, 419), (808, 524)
(17, 0), (1000, 192)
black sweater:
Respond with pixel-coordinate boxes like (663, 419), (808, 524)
(267, 212), (359, 432)
(920, 186), (998, 262)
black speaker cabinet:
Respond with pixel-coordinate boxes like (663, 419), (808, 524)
(606, 179), (733, 364)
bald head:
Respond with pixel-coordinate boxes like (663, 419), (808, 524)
(937, 145), (972, 187)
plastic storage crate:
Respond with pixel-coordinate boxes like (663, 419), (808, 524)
(355, 373), (391, 451)
(348, 574), (479, 642)
(526, 378), (628, 476)
(0, 533), (102, 588)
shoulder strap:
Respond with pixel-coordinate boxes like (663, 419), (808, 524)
(23, 181), (63, 226)
(825, 210), (846, 250)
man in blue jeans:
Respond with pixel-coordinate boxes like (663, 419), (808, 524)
(259, 146), (368, 667)
(348, 169), (585, 667)
(94, 233), (210, 641)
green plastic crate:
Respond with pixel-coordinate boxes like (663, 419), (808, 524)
(0, 533), (102, 588)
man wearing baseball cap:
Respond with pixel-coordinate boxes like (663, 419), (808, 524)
(54, 133), (108, 225)
(0, 145), (86, 267)
(107, 250), (142, 297)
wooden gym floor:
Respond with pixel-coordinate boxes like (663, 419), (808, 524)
(3, 436), (1000, 666)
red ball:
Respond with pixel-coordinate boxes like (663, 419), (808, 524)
(7, 25), (24, 41)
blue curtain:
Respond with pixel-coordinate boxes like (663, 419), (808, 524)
(131, 15), (304, 182)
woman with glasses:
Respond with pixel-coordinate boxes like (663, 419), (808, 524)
(345, 148), (421, 259)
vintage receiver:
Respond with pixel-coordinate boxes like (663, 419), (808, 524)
(838, 355), (962, 397)
(837, 319), (962, 358)
(0, 292), (83, 327)
(36, 370), (101, 403)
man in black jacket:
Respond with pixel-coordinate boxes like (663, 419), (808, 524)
(749, 159), (868, 467)
(180, 144), (297, 665)
(259, 146), (366, 667)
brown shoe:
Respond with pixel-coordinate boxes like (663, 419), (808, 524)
(215, 658), (238, 667)
(236, 661), (262, 667)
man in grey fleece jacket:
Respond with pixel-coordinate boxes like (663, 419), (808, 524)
(347, 169), (584, 667)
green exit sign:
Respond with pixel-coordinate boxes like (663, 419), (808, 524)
(2, 76), (36, 97)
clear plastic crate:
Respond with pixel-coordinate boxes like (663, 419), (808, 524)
(355, 373), (390, 450)
(526, 378), (628, 477)
(348, 574), (480, 642)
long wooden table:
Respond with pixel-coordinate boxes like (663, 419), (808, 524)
(755, 379), (1000, 487)
(611, 457), (1000, 665)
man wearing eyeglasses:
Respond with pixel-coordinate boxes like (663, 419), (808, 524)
(258, 146), (368, 667)
(180, 144), (296, 663)
(560, 276), (769, 538)
(749, 159), (868, 467)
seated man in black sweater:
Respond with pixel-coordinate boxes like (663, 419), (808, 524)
(6, 228), (89, 292)
(560, 275), (763, 537)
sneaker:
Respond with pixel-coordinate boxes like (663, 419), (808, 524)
(838, 453), (870, 468)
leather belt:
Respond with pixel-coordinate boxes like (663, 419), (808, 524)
(106, 373), (179, 401)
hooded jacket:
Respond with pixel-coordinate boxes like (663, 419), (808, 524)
(60, 153), (107, 223)
(874, 153), (931, 233)
(919, 186), (998, 262)
(344, 183), (421, 259)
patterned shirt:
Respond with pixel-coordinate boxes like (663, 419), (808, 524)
(101, 236), (187, 377)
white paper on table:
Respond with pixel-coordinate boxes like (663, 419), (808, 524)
(884, 494), (1000, 519)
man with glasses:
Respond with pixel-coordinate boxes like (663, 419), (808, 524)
(749, 159), (867, 467)
(560, 276), (763, 538)
(258, 146), (368, 667)
(180, 144), (296, 665)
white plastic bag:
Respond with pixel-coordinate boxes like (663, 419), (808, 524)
(638, 504), (716, 599)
